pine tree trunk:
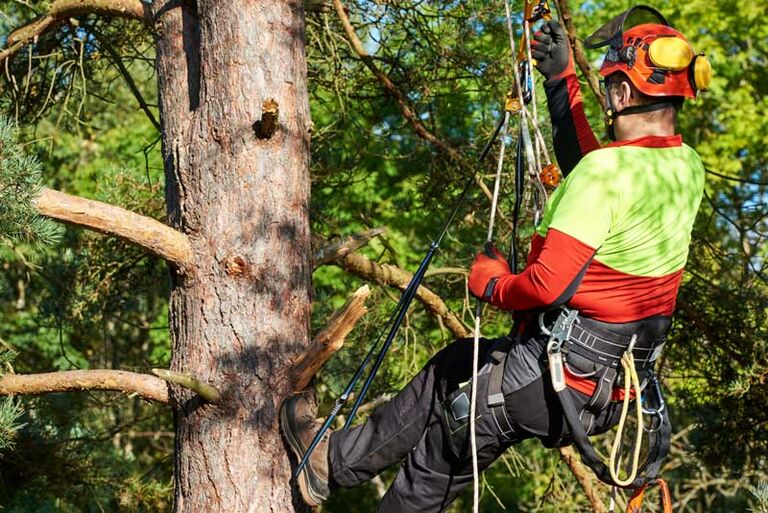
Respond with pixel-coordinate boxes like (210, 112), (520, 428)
(151, 1), (312, 511)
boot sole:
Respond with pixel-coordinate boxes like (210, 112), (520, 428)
(280, 398), (327, 507)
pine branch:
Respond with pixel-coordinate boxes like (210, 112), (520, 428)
(558, 446), (608, 513)
(0, 398), (24, 452)
(312, 228), (386, 267)
(329, 251), (471, 339)
(150, 369), (220, 403)
(0, 117), (63, 248)
(1, 0), (150, 65)
(554, 0), (604, 105)
(331, 0), (498, 207)
(0, 369), (170, 403)
(34, 187), (193, 270)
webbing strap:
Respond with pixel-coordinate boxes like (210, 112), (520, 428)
(555, 381), (671, 489)
(486, 337), (517, 440)
(579, 365), (618, 432)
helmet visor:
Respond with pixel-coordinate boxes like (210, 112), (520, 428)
(583, 5), (669, 49)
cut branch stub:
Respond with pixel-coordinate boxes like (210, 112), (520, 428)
(35, 187), (193, 270)
(151, 369), (221, 403)
(254, 99), (280, 140)
(291, 284), (371, 391)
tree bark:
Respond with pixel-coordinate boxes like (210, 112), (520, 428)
(151, 1), (312, 512)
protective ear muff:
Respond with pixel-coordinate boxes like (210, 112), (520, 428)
(647, 36), (694, 70)
(690, 53), (712, 91)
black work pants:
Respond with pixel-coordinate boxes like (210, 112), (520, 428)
(328, 335), (622, 513)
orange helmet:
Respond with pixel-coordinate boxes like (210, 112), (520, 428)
(584, 6), (711, 99)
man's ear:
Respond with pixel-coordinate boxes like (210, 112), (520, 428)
(617, 81), (633, 110)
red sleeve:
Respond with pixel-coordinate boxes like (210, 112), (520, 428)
(490, 228), (595, 310)
(543, 69), (601, 176)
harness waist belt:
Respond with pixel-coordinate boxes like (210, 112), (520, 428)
(567, 318), (666, 370)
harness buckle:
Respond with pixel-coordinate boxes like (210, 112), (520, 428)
(540, 307), (579, 352)
(541, 308), (579, 392)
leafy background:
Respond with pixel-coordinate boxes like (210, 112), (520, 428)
(0, 0), (766, 511)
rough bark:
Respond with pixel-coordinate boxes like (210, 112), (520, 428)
(35, 187), (192, 270)
(151, 1), (312, 511)
(290, 285), (371, 391)
(0, 370), (169, 403)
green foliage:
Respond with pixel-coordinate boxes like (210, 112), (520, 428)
(0, 397), (24, 452)
(751, 482), (768, 513)
(0, 0), (765, 511)
(0, 117), (62, 247)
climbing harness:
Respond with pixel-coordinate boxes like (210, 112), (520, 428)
(539, 307), (673, 492)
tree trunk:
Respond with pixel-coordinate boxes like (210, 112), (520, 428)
(151, 1), (312, 511)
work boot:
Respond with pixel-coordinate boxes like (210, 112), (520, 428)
(280, 393), (331, 507)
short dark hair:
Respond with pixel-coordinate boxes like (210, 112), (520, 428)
(606, 72), (684, 112)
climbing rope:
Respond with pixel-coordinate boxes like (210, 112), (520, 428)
(608, 335), (645, 487)
(470, 108), (511, 513)
(469, 2), (561, 510)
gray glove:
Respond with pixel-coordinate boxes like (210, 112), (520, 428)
(531, 20), (573, 80)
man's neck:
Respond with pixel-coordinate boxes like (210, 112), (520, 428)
(614, 109), (676, 141)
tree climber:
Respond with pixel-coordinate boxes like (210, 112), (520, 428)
(281, 5), (709, 511)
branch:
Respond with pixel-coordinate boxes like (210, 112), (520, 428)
(35, 187), (193, 270)
(2, 0), (150, 64)
(555, 0), (604, 105)
(332, 0), (496, 205)
(558, 446), (608, 513)
(330, 252), (471, 339)
(151, 369), (220, 403)
(0, 370), (169, 403)
(291, 285), (372, 391)
(312, 228), (386, 268)
(92, 29), (161, 132)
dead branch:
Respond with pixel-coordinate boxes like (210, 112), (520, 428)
(330, 252), (471, 339)
(558, 446), (608, 513)
(0, 369), (169, 403)
(2, 0), (150, 65)
(35, 187), (193, 270)
(151, 369), (220, 403)
(291, 285), (372, 391)
(313, 228), (386, 268)
(331, 0), (497, 206)
(92, 29), (161, 131)
(555, 0), (604, 105)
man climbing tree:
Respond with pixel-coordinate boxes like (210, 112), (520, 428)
(281, 5), (710, 511)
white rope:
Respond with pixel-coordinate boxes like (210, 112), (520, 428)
(470, 109), (510, 513)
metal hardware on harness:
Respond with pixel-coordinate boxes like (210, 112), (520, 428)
(642, 374), (666, 433)
(541, 308), (579, 392)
